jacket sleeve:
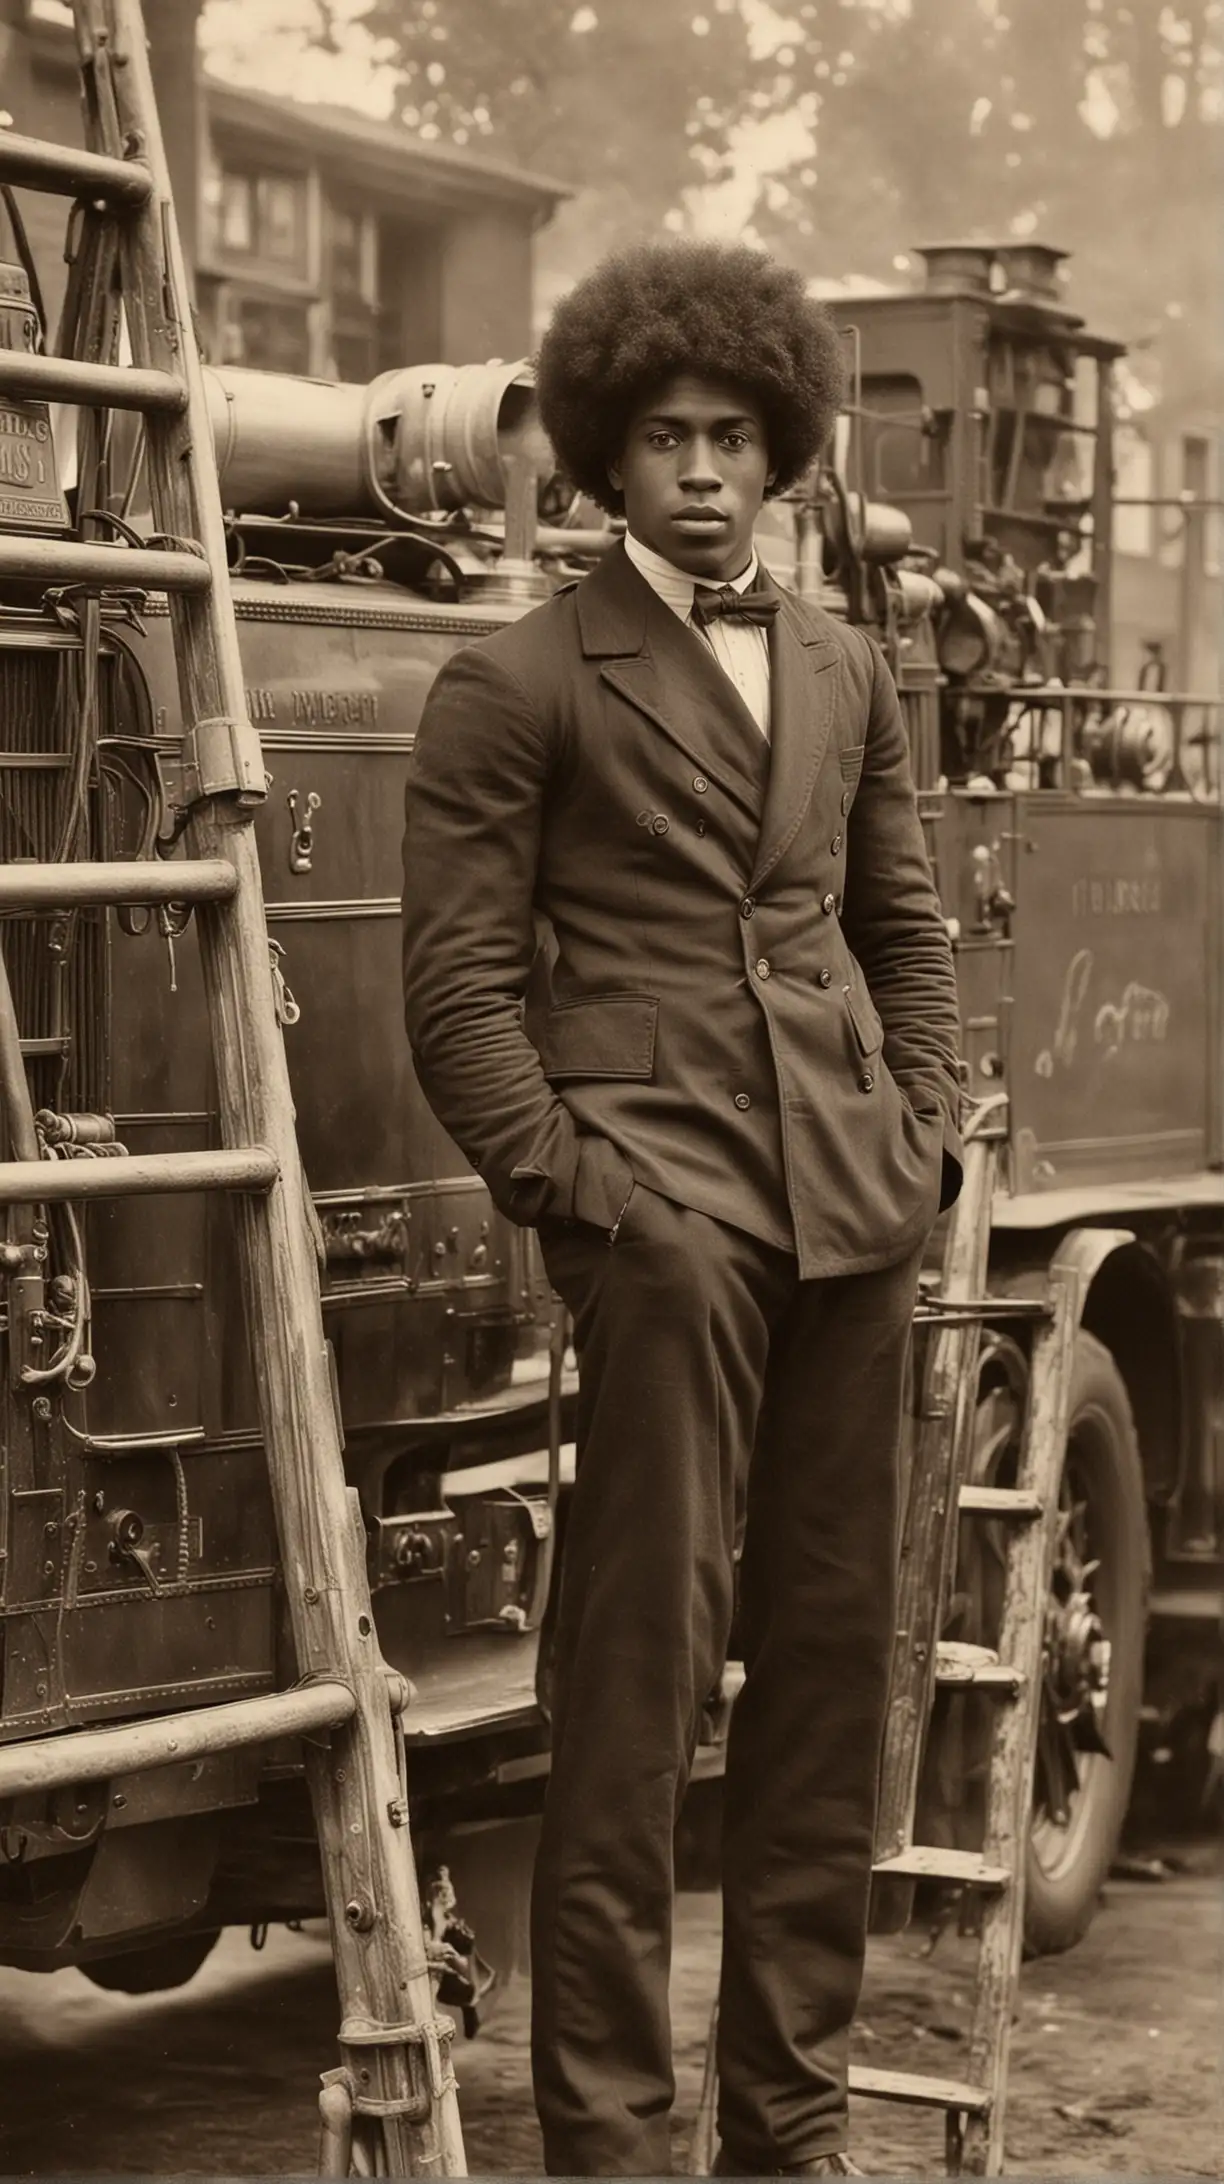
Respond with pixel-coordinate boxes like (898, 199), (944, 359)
(842, 635), (964, 1209)
(402, 643), (636, 1230)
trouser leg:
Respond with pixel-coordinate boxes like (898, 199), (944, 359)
(530, 1192), (789, 2177)
(717, 1249), (923, 2169)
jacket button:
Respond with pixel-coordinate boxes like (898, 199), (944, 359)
(821, 892), (836, 915)
(734, 1091), (752, 1110)
(754, 957), (771, 980)
(636, 810), (652, 827)
(740, 896), (756, 919)
(693, 775), (709, 794)
(859, 1070), (875, 1093)
(841, 790), (852, 816)
(831, 833), (843, 854)
(817, 968), (832, 988)
(651, 814), (670, 836)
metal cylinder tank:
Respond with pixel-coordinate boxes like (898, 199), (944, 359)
(204, 358), (553, 520)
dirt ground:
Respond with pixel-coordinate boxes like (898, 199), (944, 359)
(0, 1838), (1217, 2179)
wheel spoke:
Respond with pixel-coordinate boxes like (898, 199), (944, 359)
(1035, 1678), (1080, 1826)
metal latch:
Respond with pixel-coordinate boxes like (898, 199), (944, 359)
(107, 1507), (166, 1594)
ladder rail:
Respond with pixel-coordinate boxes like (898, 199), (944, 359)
(874, 1114), (999, 1864)
(960, 1268), (1081, 2175)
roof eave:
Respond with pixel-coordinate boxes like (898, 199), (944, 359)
(204, 82), (570, 214)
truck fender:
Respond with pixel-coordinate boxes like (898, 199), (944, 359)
(1047, 1225), (1137, 1316)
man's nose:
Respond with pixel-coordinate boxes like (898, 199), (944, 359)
(678, 439), (722, 489)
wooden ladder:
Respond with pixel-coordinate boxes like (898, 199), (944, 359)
(692, 1102), (1079, 2177)
(0, 1), (464, 2172)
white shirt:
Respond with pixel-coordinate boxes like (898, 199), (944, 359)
(623, 532), (772, 741)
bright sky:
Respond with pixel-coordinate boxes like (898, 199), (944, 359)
(198, 0), (828, 227)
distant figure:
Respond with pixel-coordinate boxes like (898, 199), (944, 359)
(402, 240), (962, 2177)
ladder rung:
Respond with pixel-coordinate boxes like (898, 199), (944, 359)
(850, 2065), (990, 2116)
(0, 1680), (355, 1801)
(0, 1147), (277, 1204)
(915, 1294), (1049, 1323)
(936, 1640), (1024, 1694)
(0, 535), (210, 594)
(0, 130), (152, 209)
(0, 860), (237, 911)
(0, 350), (188, 416)
(958, 1484), (1044, 1519)
(872, 1846), (1011, 1890)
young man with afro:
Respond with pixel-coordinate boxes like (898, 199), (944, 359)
(402, 241), (963, 2177)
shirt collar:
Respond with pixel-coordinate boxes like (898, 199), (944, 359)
(624, 532), (760, 622)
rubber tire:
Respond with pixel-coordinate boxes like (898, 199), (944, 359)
(78, 1928), (221, 1994)
(1022, 1330), (1149, 1957)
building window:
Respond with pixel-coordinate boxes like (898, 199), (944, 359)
(1112, 426), (1154, 558)
(328, 199), (375, 305)
(223, 292), (312, 375)
(220, 173), (253, 255)
(213, 161), (308, 278)
(258, 174), (304, 265)
(1182, 433), (1221, 578)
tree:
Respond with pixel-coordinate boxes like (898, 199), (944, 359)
(321, 0), (1220, 410)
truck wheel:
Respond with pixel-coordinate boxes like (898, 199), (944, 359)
(1022, 1330), (1149, 1955)
(78, 1928), (221, 1994)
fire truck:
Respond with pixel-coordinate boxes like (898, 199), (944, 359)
(0, 190), (1217, 2037)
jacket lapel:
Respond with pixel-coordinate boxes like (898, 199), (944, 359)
(577, 543), (769, 823)
(749, 571), (841, 890)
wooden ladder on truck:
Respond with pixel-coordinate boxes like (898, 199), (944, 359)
(0, 1), (464, 2172)
(692, 1097), (1080, 2178)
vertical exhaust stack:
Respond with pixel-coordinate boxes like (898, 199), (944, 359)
(992, 244), (1068, 305)
(913, 241), (1070, 306)
(913, 244), (996, 296)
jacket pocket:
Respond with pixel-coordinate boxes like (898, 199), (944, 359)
(843, 978), (884, 1058)
(839, 740), (866, 792)
(541, 992), (658, 1082)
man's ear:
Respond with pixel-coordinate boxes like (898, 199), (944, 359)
(607, 457), (624, 493)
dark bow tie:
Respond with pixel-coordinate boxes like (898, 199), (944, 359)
(691, 583), (779, 630)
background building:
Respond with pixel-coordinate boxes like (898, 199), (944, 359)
(0, 0), (565, 377)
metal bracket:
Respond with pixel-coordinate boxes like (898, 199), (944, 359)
(181, 712), (268, 807)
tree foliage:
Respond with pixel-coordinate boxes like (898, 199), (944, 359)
(229, 0), (1223, 408)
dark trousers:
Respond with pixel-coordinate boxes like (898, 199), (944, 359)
(530, 1184), (922, 2177)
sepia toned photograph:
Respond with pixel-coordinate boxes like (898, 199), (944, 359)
(0, 1), (1218, 2177)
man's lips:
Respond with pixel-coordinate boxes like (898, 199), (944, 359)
(671, 508), (729, 526)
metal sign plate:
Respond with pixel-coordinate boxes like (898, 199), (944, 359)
(0, 395), (69, 533)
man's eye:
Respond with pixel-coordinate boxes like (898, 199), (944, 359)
(648, 431), (678, 450)
(722, 432), (748, 450)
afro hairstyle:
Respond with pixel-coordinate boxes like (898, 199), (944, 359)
(534, 239), (846, 516)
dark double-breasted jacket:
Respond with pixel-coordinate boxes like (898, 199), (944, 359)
(401, 541), (963, 1280)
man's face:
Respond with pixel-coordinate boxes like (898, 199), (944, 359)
(607, 373), (774, 581)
